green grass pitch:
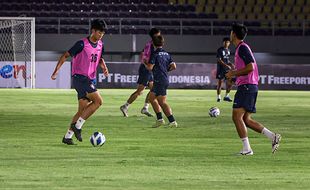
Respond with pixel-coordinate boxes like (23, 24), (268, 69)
(0, 89), (310, 189)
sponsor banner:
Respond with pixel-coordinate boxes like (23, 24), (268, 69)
(2, 61), (309, 90)
(0, 61), (71, 89)
(0, 61), (29, 88)
(96, 62), (310, 90)
(258, 64), (310, 90)
(97, 62), (215, 89)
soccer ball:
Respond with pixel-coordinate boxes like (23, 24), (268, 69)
(209, 107), (220, 117)
(90, 132), (106, 147)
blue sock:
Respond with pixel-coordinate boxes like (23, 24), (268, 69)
(167, 115), (175, 123)
(156, 112), (163, 120)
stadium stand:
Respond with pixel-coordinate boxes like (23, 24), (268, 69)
(0, 0), (309, 35)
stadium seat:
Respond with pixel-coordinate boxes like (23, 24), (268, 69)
(207, 0), (216, 5)
(292, 6), (302, 14)
(187, 0), (196, 5)
(224, 6), (233, 14)
(296, 0), (305, 6)
(256, 13), (266, 20)
(273, 5), (282, 14)
(247, 13), (256, 20)
(277, 13), (286, 20)
(282, 6), (291, 14)
(246, 0), (256, 5)
(256, 0), (265, 6)
(253, 6), (262, 14)
(276, 0), (286, 5)
(286, 0), (295, 6)
(217, 0), (226, 5)
(266, 0), (275, 5)
(236, 0), (246, 5)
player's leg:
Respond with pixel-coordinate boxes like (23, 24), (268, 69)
(232, 87), (254, 155)
(63, 99), (90, 145)
(71, 91), (103, 142)
(71, 99), (91, 124)
(232, 108), (253, 155)
(243, 112), (281, 153)
(141, 81), (153, 117)
(216, 79), (223, 102)
(223, 78), (233, 102)
(156, 95), (177, 127)
(120, 84), (145, 117)
(80, 91), (103, 120)
(149, 90), (165, 128)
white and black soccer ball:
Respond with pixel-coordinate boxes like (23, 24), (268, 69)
(209, 107), (220, 117)
(90, 132), (106, 147)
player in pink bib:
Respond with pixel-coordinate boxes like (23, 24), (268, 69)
(120, 28), (160, 117)
(226, 23), (281, 155)
(51, 19), (109, 145)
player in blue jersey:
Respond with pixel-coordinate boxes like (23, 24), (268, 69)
(144, 35), (177, 128)
(216, 37), (234, 102)
(120, 28), (161, 117)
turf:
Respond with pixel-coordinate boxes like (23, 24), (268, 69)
(0, 89), (309, 190)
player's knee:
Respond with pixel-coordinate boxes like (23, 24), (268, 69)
(243, 116), (252, 126)
(94, 98), (103, 107)
(232, 112), (242, 122)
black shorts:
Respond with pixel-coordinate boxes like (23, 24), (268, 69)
(233, 84), (258, 113)
(151, 82), (168, 97)
(216, 69), (228, 80)
(137, 70), (153, 86)
(72, 74), (97, 100)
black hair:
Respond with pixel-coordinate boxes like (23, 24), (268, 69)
(231, 23), (248, 40)
(223, 37), (230, 42)
(91, 19), (107, 32)
(149, 28), (161, 37)
(152, 35), (164, 47)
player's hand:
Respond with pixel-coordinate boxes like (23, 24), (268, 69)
(51, 73), (57, 80)
(225, 70), (233, 79)
(231, 64), (235, 69)
(103, 68), (109, 77)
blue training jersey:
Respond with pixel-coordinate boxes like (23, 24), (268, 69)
(149, 48), (173, 84)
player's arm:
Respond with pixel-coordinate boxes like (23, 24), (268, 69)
(51, 40), (83, 80)
(168, 56), (176, 71)
(142, 42), (152, 65)
(168, 62), (176, 71)
(217, 49), (231, 69)
(99, 45), (109, 77)
(226, 63), (254, 78)
(144, 50), (155, 71)
(51, 52), (70, 80)
(144, 62), (154, 71)
(99, 58), (109, 77)
(217, 58), (231, 70)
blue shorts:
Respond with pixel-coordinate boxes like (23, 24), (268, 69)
(151, 82), (168, 97)
(137, 70), (153, 87)
(72, 74), (97, 100)
(216, 69), (228, 80)
(137, 64), (153, 86)
(233, 84), (258, 113)
(216, 64), (233, 80)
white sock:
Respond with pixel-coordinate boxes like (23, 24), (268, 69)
(125, 102), (130, 107)
(65, 129), (74, 139)
(217, 95), (221, 99)
(144, 103), (149, 109)
(75, 117), (85, 129)
(241, 137), (252, 151)
(225, 93), (230, 97)
(262, 127), (275, 141)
